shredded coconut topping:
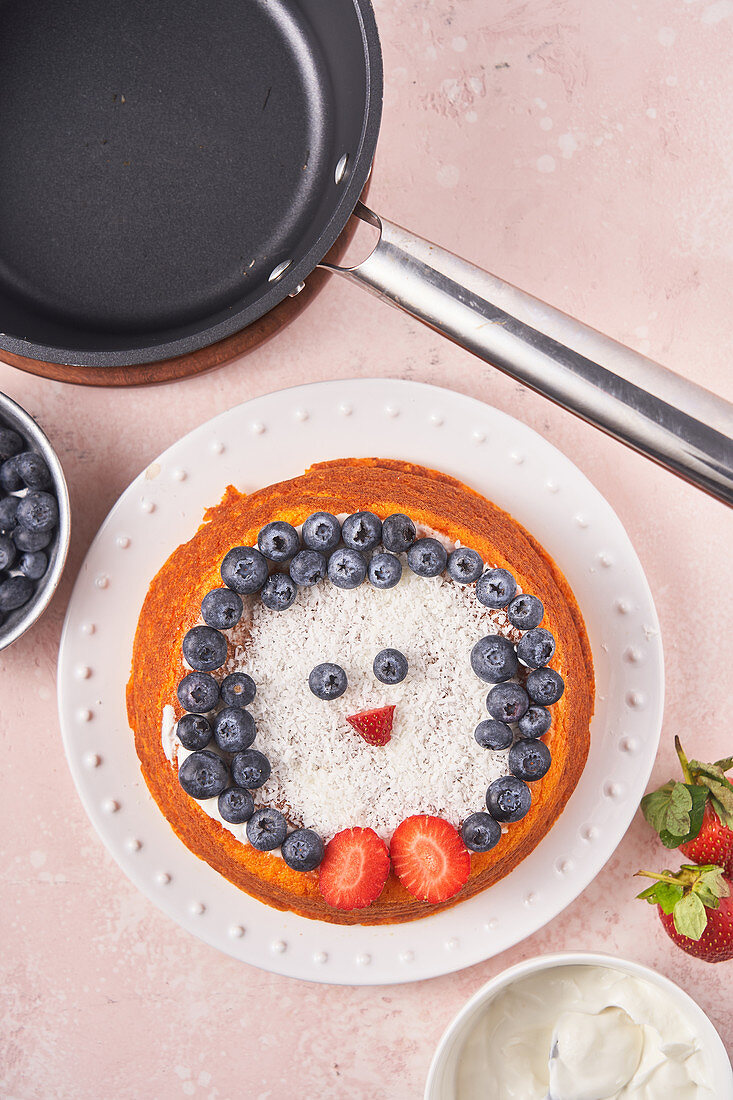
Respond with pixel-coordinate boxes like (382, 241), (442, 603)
(166, 543), (525, 844)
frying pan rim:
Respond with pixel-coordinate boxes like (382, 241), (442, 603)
(0, 0), (383, 369)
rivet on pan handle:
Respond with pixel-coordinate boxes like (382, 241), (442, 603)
(322, 202), (733, 507)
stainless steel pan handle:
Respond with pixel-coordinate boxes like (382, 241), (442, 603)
(323, 202), (733, 507)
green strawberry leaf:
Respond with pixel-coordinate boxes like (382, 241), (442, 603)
(641, 782), (705, 846)
(661, 784), (707, 846)
(709, 793), (733, 831)
(636, 881), (684, 913)
(673, 892), (707, 940)
(700, 777), (733, 816)
(695, 865), (730, 902)
(667, 783), (694, 833)
(641, 781), (676, 833)
(695, 881), (722, 909)
(690, 761), (727, 780)
(690, 760), (733, 802)
(713, 756), (733, 772)
(657, 883), (685, 914)
(685, 783), (708, 835)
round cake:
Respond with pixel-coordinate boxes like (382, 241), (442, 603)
(127, 458), (594, 925)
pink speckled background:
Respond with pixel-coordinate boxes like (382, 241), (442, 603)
(2, 0), (732, 1096)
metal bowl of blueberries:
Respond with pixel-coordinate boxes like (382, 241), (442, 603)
(0, 391), (70, 650)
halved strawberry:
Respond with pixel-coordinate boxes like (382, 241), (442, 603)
(346, 705), (395, 746)
(390, 815), (471, 904)
(319, 827), (390, 910)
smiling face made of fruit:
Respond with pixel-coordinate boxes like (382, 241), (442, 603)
(168, 508), (567, 912)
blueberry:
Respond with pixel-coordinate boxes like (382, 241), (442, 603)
(260, 572), (297, 611)
(517, 627), (556, 669)
(176, 713), (213, 751)
(474, 719), (513, 751)
(526, 668), (565, 706)
(302, 511), (341, 552)
(507, 594), (544, 630)
(368, 551), (402, 590)
(178, 749), (229, 800)
(182, 625), (227, 671)
(518, 706), (552, 739)
(476, 568), (517, 609)
(12, 525), (52, 552)
(231, 748), (271, 789)
(177, 672), (220, 713)
(201, 587), (243, 630)
(18, 551), (47, 580)
(470, 634), (519, 683)
(382, 513), (417, 553)
(509, 738), (552, 782)
(16, 491), (58, 534)
(220, 546), (269, 594)
(327, 547), (366, 589)
(486, 775), (532, 822)
(17, 452), (53, 490)
(407, 537), (447, 578)
(257, 521), (300, 562)
(308, 662), (347, 700)
(289, 548), (327, 586)
(213, 707), (256, 753)
(0, 575), (34, 611)
(0, 495), (19, 532)
(221, 672), (256, 708)
(0, 428), (23, 463)
(218, 786), (254, 824)
(461, 811), (502, 852)
(281, 828), (325, 871)
(447, 547), (483, 584)
(373, 647), (408, 685)
(341, 511), (382, 551)
(0, 535), (16, 572)
(486, 682), (530, 723)
(246, 807), (288, 851)
(0, 458), (23, 493)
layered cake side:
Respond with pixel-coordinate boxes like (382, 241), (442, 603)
(127, 458), (595, 925)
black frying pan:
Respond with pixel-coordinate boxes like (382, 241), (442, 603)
(1, 0), (732, 503)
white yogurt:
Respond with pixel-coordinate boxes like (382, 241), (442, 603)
(455, 964), (715, 1100)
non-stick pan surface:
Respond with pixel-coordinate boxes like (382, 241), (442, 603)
(0, 0), (381, 366)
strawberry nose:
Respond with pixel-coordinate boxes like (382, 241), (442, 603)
(345, 705), (396, 747)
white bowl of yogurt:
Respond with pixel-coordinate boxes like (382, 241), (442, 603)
(425, 952), (732, 1100)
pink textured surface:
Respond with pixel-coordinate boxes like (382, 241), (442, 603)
(2, 0), (732, 1095)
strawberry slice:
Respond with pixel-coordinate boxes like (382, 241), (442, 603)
(319, 827), (391, 910)
(390, 815), (471, 904)
(346, 705), (395, 746)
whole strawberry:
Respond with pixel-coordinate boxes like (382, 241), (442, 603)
(636, 864), (733, 963)
(640, 737), (733, 876)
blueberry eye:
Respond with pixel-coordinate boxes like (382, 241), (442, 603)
(373, 648), (408, 685)
(309, 662), (348, 700)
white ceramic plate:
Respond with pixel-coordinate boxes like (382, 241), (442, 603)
(57, 379), (664, 985)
